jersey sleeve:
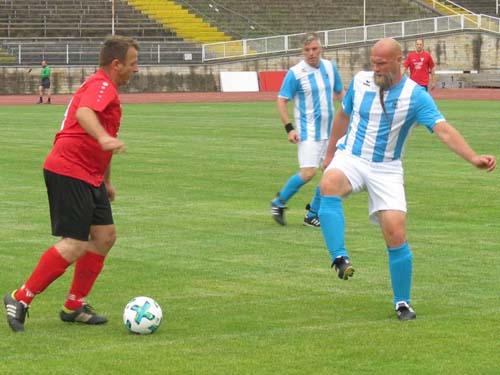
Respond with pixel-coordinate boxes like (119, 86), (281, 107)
(403, 54), (411, 68)
(332, 63), (344, 94)
(79, 79), (117, 113)
(278, 70), (298, 100)
(341, 79), (355, 115)
(415, 90), (445, 131)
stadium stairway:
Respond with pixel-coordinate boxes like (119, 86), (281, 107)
(420, 0), (472, 16)
(125, 0), (232, 43)
(420, 0), (500, 32)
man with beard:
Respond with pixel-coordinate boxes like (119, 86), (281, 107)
(317, 38), (496, 321)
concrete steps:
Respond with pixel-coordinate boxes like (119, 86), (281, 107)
(126, 0), (231, 43)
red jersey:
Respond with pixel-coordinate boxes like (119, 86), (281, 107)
(44, 69), (122, 187)
(403, 51), (435, 86)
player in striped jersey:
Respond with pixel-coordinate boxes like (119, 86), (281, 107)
(319, 38), (496, 320)
(271, 32), (345, 227)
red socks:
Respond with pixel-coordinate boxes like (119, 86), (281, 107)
(64, 251), (105, 311)
(14, 247), (106, 310)
(15, 246), (70, 305)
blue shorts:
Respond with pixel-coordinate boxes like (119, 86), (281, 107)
(40, 77), (50, 89)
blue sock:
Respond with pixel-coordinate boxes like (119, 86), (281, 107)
(318, 196), (348, 261)
(274, 173), (305, 204)
(387, 242), (413, 305)
(307, 186), (321, 218)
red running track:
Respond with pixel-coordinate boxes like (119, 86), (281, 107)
(0, 89), (499, 106)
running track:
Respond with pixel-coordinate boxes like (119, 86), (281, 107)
(0, 89), (499, 105)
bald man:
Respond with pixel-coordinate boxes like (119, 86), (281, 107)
(318, 38), (496, 321)
(402, 39), (435, 91)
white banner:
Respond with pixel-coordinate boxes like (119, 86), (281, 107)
(220, 71), (259, 92)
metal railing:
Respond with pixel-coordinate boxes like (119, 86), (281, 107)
(0, 40), (201, 65)
(3, 14), (500, 66)
(202, 14), (500, 62)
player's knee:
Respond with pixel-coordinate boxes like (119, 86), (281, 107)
(101, 231), (117, 251)
(320, 170), (347, 196)
(320, 174), (336, 195)
(385, 232), (406, 248)
(56, 238), (88, 263)
(301, 169), (316, 182)
(319, 177), (329, 194)
(92, 231), (116, 253)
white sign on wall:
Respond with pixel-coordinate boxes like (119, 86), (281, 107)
(220, 71), (259, 92)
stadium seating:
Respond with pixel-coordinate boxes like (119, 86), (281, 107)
(451, 0), (498, 16)
(177, 0), (437, 39)
(0, 0), (439, 65)
(0, 0), (179, 39)
(0, 46), (16, 63)
(125, 0), (231, 43)
(1, 0), (437, 41)
(0, 0), (204, 64)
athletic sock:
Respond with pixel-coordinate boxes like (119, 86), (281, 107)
(14, 246), (71, 305)
(318, 195), (348, 261)
(64, 251), (105, 311)
(387, 242), (413, 305)
(307, 185), (321, 218)
(274, 173), (305, 204)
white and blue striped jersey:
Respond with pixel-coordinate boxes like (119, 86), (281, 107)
(338, 71), (445, 162)
(279, 58), (343, 141)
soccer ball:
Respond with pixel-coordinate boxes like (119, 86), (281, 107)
(123, 296), (163, 334)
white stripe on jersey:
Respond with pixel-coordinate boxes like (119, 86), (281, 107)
(288, 59), (336, 141)
(339, 71), (444, 162)
(383, 82), (415, 160)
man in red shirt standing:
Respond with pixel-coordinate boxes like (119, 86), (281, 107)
(4, 35), (139, 332)
(402, 38), (436, 91)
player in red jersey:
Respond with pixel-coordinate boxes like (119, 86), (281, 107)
(402, 38), (435, 91)
(4, 35), (139, 332)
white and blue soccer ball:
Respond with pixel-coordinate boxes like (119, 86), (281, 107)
(123, 296), (163, 335)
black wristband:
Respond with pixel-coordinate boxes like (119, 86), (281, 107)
(285, 123), (294, 133)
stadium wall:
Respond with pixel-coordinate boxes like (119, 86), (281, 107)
(1, 32), (499, 95)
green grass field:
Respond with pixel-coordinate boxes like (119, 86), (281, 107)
(0, 100), (499, 374)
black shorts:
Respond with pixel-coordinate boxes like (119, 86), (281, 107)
(40, 77), (50, 89)
(44, 169), (114, 241)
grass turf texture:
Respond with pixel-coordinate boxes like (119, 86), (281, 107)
(0, 101), (499, 374)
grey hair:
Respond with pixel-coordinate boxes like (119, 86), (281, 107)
(302, 32), (322, 47)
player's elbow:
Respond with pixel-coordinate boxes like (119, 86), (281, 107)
(433, 121), (455, 142)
